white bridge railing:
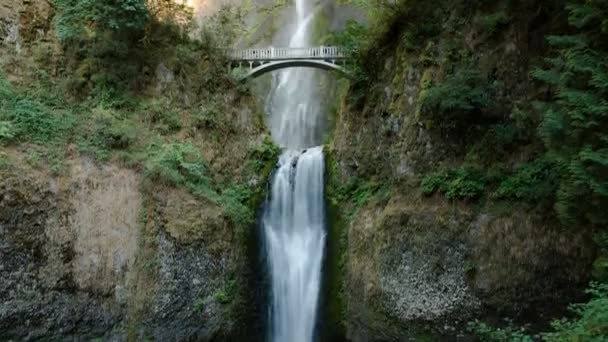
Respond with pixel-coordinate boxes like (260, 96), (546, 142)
(227, 46), (348, 61)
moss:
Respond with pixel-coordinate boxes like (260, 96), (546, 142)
(415, 68), (435, 121)
(127, 191), (160, 340)
(321, 148), (348, 340)
(319, 147), (351, 339)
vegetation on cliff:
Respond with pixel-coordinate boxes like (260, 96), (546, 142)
(0, 1), (276, 338)
(328, 0), (608, 339)
(0, 0), (277, 229)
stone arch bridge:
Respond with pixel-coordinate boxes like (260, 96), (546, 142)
(226, 46), (350, 81)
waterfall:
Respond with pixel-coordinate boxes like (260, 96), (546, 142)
(262, 0), (327, 341)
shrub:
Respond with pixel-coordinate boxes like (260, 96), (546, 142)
(494, 156), (563, 203)
(422, 167), (487, 200)
(0, 121), (15, 142)
(77, 109), (140, 159)
(421, 69), (493, 114)
(218, 184), (255, 229)
(192, 104), (222, 130)
(470, 282), (608, 341)
(468, 320), (533, 342)
(330, 177), (389, 217)
(420, 68), (495, 130)
(54, 0), (149, 42)
(543, 282), (608, 341)
(475, 11), (511, 36)
(213, 280), (237, 305)
(327, 20), (370, 82)
(247, 136), (281, 174)
(142, 99), (182, 134)
(143, 142), (212, 192)
(466, 122), (524, 164)
(2, 98), (73, 144)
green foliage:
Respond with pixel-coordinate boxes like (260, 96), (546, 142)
(470, 281), (608, 341)
(76, 108), (141, 160)
(193, 298), (205, 313)
(142, 99), (182, 134)
(475, 10), (511, 36)
(351, 0), (442, 45)
(247, 136), (281, 174)
(0, 76), (74, 145)
(421, 167), (487, 200)
(143, 142), (213, 192)
(543, 282), (608, 341)
(217, 184), (255, 228)
(192, 103), (222, 131)
(142, 142), (265, 228)
(494, 156), (563, 203)
(214, 280), (237, 305)
(0, 152), (9, 169)
(54, 0), (149, 42)
(329, 176), (389, 217)
(468, 320), (533, 342)
(466, 122), (526, 164)
(420, 68), (495, 129)
(7, 99), (65, 143)
(532, 0), (608, 226)
(593, 233), (608, 282)
(0, 121), (15, 143)
(327, 20), (370, 80)
(333, 0), (443, 91)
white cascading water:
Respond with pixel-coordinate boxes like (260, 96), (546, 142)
(262, 0), (327, 341)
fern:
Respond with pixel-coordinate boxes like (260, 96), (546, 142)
(421, 167), (486, 200)
(420, 68), (495, 128)
(534, 0), (608, 226)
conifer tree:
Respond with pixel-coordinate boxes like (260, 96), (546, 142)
(533, 0), (608, 226)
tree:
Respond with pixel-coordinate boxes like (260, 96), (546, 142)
(533, 0), (608, 226)
(54, 0), (149, 42)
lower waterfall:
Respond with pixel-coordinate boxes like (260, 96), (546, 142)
(262, 147), (326, 342)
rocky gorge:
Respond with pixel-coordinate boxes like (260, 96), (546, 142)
(1, 0), (607, 341)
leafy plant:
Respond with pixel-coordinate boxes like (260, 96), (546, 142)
(494, 156), (563, 203)
(54, 0), (149, 42)
(0, 91), (74, 145)
(470, 282), (608, 341)
(143, 142), (212, 191)
(468, 320), (533, 342)
(330, 177), (388, 217)
(420, 68), (495, 130)
(142, 99), (182, 134)
(0, 152), (9, 169)
(532, 0), (608, 226)
(214, 280), (237, 305)
(218, 184), (255, 228)
(543, 282), (608, 341)
(422, 167), (487, 200)
(192, 104), (222, 130)
(326, 20), (370, 82)
(247, 136), (281, 174)
(0, 121), (15, 142)
(475, 10), (511, 36)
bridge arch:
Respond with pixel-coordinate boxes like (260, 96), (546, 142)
(226, 46), (351, 82)
(238, 60), (349, 81)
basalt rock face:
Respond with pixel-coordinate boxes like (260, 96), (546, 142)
(0, 155), (252, 340)
(0, 159), (138, 339)
(328, 2), (596, 340)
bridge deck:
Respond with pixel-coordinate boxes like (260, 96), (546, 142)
(227, 46), (348, 61)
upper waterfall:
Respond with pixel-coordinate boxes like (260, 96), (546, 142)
(264, 0), (326, 149)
